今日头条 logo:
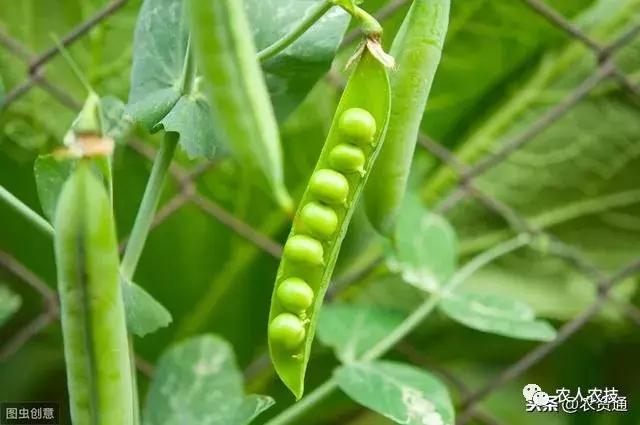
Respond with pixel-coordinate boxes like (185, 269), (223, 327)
(523, 384), (628, 413)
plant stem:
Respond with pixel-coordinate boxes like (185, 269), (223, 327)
(129, 334), (140, 425)
(257, 0), (333, 62)
(120, 132), (178, 424)
(120, 132), (178, 281)
(0, 185), (54, 237)
(265, 234), (530, 425)
(266, 379), (338, 425)
(352, 6), (383, 38)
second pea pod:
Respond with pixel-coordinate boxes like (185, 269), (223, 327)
(268, 50), (391, 399)
(54, 161), (133, 425)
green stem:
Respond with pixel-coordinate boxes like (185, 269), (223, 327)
(129, 334), (140, 425)
(120, 132), (178, 281)
(265, 235), (530, 425)
(180, 37), (196, 94)
(119, 133), (177, 425)
(257, 1), (333, 62)
(266, 379), (339, 425)
(351, 6), (383, 38)
(0, 185), (54, 237)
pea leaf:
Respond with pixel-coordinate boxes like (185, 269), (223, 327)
(439, 291), (557, 342)
(390, 195), (457, 292)
(34, 154), (74, 222)
(334, 361), (455, 425)
(127, 0), (349, 159)
(143, 335), (274, 425)
(353, 273), (427, 313)
(0, 285), (21, 327)
(100, 96), (133, 144)
(249, 1), (350, 121)
(231, 395), (276, 425)
(121, 278), (172, 338)
(126, 0), (216, 159)
(460, 253), (638, 322)
(316, 303), (404, 363)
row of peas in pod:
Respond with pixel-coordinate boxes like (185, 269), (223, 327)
(268, 107), (377, 352)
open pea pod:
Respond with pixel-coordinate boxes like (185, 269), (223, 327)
(54, 161), (133, 425)
(268, 50), (390, 399)
(188, 0), (292, 212)
(364, 0), (450, 236)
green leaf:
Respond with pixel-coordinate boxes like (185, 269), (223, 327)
(143, 335), (273, 425)
(0, 285), (21, 327)
(390, 195), (457, 292)
(127, 0), (348, 160)
(231, 395), (276, 425)
(460, 252), (637, 322)
(353, 273), (428, 313)
(335, 361), (455, 425)
(34, 154), (73, 222)
(316, 303), (404, 363)
(126, 0), (217, 159)
(100, 96), (132, 144)
(439, 291), (557, 342)
(249, 0), (350, 121)
(121, 278), (172, 338)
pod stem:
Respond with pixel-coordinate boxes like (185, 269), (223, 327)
(352, 5), (383, 39)
(257, 0), (333, 62)
(120, 131), (179, 280)
(341, 4), (394, 69)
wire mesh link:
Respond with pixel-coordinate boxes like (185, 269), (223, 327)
(1, 0), (640, 424)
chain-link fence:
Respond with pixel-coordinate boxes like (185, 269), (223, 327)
(1, 0), (639, 424)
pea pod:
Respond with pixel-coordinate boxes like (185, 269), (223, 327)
(364, 0), (450, 235)
(268, 50), (390, 399)
(188, 0), (292, 212)
(54, 161), (133, 425)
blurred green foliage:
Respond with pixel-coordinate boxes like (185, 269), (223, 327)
(1, 0), (639, 424)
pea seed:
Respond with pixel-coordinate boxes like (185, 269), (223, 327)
(269, 313), (306, 350)
(328, 144), (366, 175)
(277, 277), (314, 313)
(284, 235), (324, 265)
(338, 107), (377, 145)
(309, 169), (349, 205)
(299, 202), (338, 239)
